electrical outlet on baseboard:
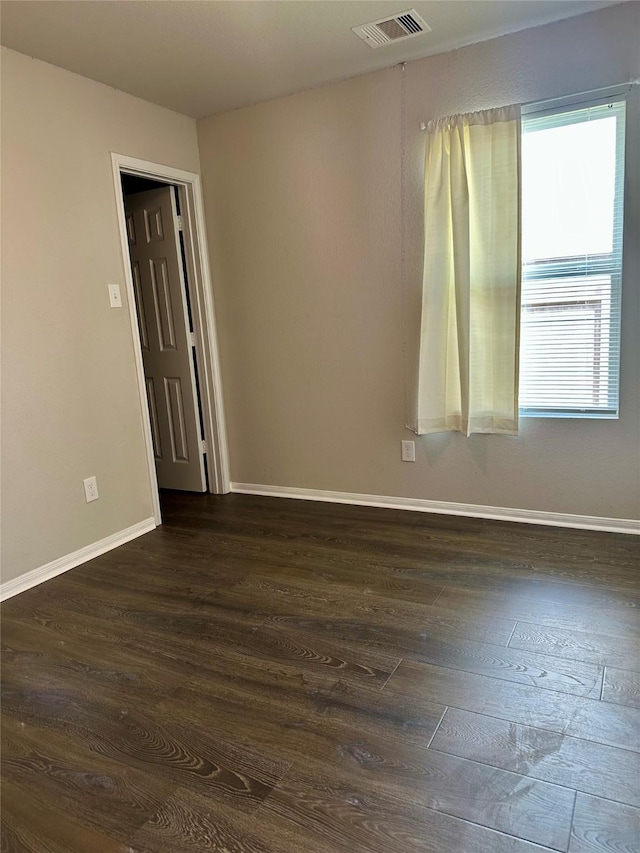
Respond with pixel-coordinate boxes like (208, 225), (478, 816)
(83, 476), (99, 503)
(401, 440), (416, 462)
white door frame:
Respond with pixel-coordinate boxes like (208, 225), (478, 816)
(111, 153), (230, 524)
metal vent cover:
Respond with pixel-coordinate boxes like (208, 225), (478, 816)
(352, 10), (431, 49)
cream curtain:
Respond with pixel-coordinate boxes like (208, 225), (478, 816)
(416, 106), (521, 436)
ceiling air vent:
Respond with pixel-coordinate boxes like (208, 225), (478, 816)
(352, 10), (431, 49)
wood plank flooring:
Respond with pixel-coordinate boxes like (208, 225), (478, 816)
(1, 491), (639, 853)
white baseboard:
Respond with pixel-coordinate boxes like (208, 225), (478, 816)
(230, 483), (640, 535)
(0, 517), (157, 602)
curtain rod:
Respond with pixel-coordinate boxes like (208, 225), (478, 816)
(419, 79), (640, 130)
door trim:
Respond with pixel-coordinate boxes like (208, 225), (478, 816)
(111, 153), (230, 523)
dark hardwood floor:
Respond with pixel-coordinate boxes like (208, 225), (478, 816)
(2, 491), (639, 852)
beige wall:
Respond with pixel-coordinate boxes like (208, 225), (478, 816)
(2, 5), (639, 590)
(1, 48), (201, 583)
(198, 3), (640, 520)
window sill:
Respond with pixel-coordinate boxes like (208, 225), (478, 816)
(519, 409), (619, 420)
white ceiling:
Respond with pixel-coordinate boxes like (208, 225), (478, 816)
(0, 0), (623, 118)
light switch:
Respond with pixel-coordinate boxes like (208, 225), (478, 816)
(108, 283), (122, 308)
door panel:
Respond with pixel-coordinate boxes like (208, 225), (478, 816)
(165, 376), (189, 462)
(146, 377), (162, 460)
(150, 258), (177, 350)
(125, 187), (206, 492)
(131, 262), (150, 351)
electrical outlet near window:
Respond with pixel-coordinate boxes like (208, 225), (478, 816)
(83, 476), (99, 503)
(401, 440), (416, 462)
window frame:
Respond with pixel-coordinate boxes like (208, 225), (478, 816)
(518, 94), (627, 420)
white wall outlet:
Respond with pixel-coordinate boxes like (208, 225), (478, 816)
(108, 283), (122, 308)
(401, 440), (416, 462)
(83, 476), (99, 503)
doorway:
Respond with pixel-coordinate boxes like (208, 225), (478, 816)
(112, 154), (230, 524)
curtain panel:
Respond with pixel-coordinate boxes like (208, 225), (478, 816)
(416, 105), (522, 436)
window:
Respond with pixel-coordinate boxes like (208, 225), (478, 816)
(519, 98), (626, 418)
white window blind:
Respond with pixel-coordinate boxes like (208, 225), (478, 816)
(520, 98), (626, 418)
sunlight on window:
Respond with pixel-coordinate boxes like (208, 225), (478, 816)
(519, 100), (625, 417)
(522, 115), (617, 261)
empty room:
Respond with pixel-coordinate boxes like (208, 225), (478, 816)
(1, 1), (639, 851)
